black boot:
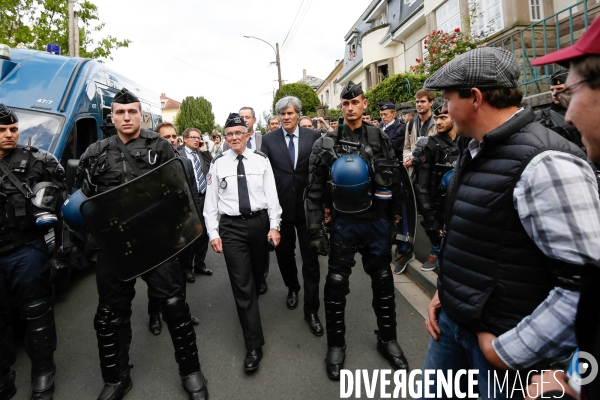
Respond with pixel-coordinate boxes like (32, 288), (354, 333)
(94, 305), (132, 400)
(0, 371), (16, 400)
(162, 296), (208, 400)
(181, 372), (208, 400)
(148, 313), (162, 336)
(323, 272), (350, 381)
(20, 298), (57, 400)
(371, 268), (409, 371)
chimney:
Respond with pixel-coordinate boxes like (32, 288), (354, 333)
(303, 69), (306, 79)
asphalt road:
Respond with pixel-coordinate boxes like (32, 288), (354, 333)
(12, 242), (431, 400)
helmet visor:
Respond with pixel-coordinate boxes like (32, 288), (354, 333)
(331, 181), (372, 213)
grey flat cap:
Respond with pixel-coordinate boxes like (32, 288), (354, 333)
(424, 47), (520, 91)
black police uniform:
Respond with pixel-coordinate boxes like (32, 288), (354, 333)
(75, 88), (207, 400)
(412, 132), (459, 246)
(0, 106), (65, 400)
(304, 82), (409, 381)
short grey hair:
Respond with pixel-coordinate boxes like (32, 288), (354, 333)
(267, 116), (279, 124)
(275, 96), (302, 115)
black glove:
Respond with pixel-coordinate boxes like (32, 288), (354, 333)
(45, 252), (70, 284)
(421, 213), (442, 247)
(309, 229), (329, 256)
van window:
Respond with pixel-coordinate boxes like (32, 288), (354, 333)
(61, 117), (98, 166)
(12, 108), (65, 151)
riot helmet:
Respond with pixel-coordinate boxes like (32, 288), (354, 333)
(30, 182), (60, 228)
(62, 189), (88, 230)
(440, 169), (454, 192)
(330, 154), (372, 213)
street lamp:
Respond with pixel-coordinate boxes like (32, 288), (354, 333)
(243, 35), (283, 90)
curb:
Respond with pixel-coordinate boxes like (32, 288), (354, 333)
(404, 259), (437, 298)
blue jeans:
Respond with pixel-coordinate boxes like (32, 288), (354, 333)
(430, 244), (440, 257)
(415, 310), (514, 400)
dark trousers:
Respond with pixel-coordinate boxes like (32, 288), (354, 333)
(0, 237), (54, 372)
(96, 250), (183, 344)
(220, 213), (268, 351)
(147, 245), (192, 315)
(274, 216), (320, 315)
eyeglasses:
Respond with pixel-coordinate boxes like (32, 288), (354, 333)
(224, 131), (246, 138)
(186, 136), (202, 140)
(555, 75), (597, 97)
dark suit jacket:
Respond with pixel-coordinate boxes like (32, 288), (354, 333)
(261, 127), (321, 222)
(179, 156), (202, 214)
(222, 132), (262, 152)
(179, 147), (212, 209)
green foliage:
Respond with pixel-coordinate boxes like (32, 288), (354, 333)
(174, 96), (215, 135)
(327, 108), (343, 121)
(272, 83), (320, 114)
(364, 72), (429, 119)
(0, 0), (130, 62)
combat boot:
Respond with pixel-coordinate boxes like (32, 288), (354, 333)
(97, 374), (132, 400)
(181, 371), (208, 400)
(323, 272), (350, 381)
(0, 371), (16, 400)
(371, 268), (409, 371)
(30, 365), (55, 400)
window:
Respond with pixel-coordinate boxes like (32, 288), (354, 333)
(377, 64), (389, 84)
(160, 100), (166, 108)
(366, 67), (372, 89)
(374, 12), (387, 26)
(436, 0), (461, 33)
(326, 90), (330, 105)
(529, 0), (543, 21)
(333, 81), (338, 94)
(470, 0), (504, 38)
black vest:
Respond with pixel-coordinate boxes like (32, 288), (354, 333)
(87, 130), (162, 194)
(439, 107), (590, 336)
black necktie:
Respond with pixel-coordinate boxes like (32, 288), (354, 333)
(237, 154), (251, 215)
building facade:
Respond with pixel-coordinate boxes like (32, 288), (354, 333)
(160, 93), (181, 123)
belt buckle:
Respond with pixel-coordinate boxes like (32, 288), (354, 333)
(241, 213), (250, 220)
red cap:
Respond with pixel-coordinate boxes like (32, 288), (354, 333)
(531, 16), (600, 67)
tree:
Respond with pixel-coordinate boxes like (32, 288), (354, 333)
(272, 83), (320, 114)
(0, 0), (130, 62)
(174, 96), (215, 135)
(327, 108), (343, 121)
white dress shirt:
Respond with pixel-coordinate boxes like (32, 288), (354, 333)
(282, 125), (299, 168)
(203, 148), (282, 241)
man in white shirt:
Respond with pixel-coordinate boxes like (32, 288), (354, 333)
(223, 107), (263, 151)
(204, 113), (281, 373)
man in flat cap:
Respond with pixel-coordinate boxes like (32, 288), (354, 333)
(378, 101), (405, 156)
(0, 104), (66, 400)
(535, 70), (585, 149)
(204, 113), (281, 373)
(305, 81), (410, 380)
(75, 88), (209, 400)
(529, 15), (600, 400)
(417, 47), (600, 399)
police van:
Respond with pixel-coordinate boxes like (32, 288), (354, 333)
(0, 45), (163, 260)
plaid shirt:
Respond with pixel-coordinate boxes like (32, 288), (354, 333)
(477, 150), (600, 369)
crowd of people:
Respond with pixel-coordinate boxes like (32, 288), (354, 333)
(1, 15), (600, 400)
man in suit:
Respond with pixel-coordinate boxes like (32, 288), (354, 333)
(180, 128), (213, 282)
(223, 107), (263, 151)
(261, 96), (323, 336)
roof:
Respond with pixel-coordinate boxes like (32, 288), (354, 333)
(297, 75), (324, 90)
(160, 94), (181, 110)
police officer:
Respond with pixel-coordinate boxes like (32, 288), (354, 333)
(535, 70), (585, 149)
(75, 89), (208, 400)
(378, 101), (406, 155)
(305, 82), (410, 380)
(203, 113), (282, 373)
(411, 104), (458, 272)
(0, 104), (65, 400)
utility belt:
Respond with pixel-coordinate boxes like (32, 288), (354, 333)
(223, 209), (267, 220)
(0, 229), (40, 255)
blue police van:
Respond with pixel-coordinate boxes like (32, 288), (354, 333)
(0, 45), (163, 260)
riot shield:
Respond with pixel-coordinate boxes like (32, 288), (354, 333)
(80, 158), (202, 281)
(392, 166), (417, 265)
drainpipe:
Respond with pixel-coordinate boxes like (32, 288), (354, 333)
(390, 37), (407, 72)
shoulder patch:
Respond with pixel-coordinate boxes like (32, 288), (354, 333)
(211, 153), (225, 164)
(254, 150), (267, 158)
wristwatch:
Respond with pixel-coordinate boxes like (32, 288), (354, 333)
(273, 225), (281, 232)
